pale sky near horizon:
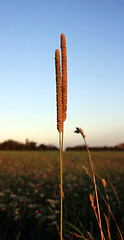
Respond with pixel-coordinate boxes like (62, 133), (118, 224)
(0, 0), (124, 148)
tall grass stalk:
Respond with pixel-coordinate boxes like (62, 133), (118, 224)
(59, 132), (63, 240)
(55, 34), (67, 240)
(55, 48), (63, 240)
(74, 128), (105, 240)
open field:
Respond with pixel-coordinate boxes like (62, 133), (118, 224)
(0, 151), (123, 240)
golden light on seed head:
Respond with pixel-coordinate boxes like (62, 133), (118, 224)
(55, 49), (63, 133)
(61, 33), (67, 122)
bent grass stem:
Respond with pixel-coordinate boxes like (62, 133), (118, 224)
(74, 128), (105, 240)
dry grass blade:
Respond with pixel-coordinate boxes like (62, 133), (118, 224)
(110, 182), (120, 205)
(90, 193), (100, 228)
(83, 165), (123, 240)
(64, 220), (89, 240)
(56, 222), (64, 240)
(104, 214), (112, 240)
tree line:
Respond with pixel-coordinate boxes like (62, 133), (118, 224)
(66, 143), (124, 151)
(0, 139), (124, 151)
(0, 139), (59, 151)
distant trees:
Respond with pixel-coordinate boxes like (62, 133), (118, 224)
(25, 139), (37, 150)
(0, 140), (24, 151)
(0, 140), (124, 151)
(0, 139), (59, 151)
(66, 144), (124, 151)
(66, 145), (86, 151)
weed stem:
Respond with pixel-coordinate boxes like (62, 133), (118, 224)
(74, 128), (105, 240)
(59, 132), (63, 240)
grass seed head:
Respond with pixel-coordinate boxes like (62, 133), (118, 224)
(74, 127), (86, 139)
(61, 33), (67, 122)
(55, 49), (63, 133)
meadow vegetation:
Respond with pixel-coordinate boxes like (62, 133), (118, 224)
(0, 150), (123, 239)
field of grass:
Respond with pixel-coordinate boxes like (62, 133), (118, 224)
(0, 150), (123, 240)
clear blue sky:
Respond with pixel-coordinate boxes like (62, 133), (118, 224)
(0, 0), (124, 148)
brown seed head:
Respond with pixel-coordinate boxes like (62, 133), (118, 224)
(61, 33), (67, 122)
(74, 127), (86, 139)
(55, 49), (63, 133)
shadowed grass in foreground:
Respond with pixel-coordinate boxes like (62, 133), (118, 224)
(0, 150), (123, 239)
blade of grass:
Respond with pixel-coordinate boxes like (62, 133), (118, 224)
(64, 219), (89, 240)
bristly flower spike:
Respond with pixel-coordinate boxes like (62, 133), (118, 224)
(55, 49), (63, 133)
(61, 33), (67, 122)
(74, 127), (86, 139)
